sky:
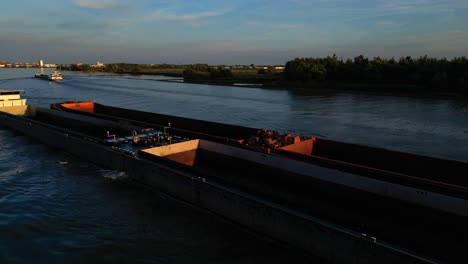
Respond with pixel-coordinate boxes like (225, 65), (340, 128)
(1, 0), (467, 64)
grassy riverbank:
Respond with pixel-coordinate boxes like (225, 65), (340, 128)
(61, 63), (184, 77)
(61, 55), (468, 95)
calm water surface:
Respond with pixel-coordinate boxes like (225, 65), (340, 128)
(0, 68), (467, 263)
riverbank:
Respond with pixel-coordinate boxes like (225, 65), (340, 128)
(107, 68), (420, 93)
(83, 68), (184, 77)
(61, 54), (468, 96)
(64, 66), (466, 97)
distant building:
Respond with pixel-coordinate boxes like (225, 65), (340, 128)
(253, 66), (285, 70)
(0, 62), (11, 68)
(39, 60), (44, 67)
(91, 61), (105, 68)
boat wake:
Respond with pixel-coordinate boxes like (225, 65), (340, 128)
(0, 77), (33, 82)
(99, 170), (128, 180)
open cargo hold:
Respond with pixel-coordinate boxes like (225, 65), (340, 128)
(139, 138), (468, 258)
(279, 137), (468, 187)
(54, 101), (468, 198)
(54, 101), (258, 142)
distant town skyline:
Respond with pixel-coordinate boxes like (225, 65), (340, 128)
(1, 0), (467, 65)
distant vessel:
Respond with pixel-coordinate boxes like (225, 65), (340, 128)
(34, 59), (62, 81)
(49, 70), (63, 81)
(34, 72), (49, 80)
(35, 70), (63, 81)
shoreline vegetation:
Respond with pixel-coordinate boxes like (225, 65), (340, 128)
(59, 55), (468, 95)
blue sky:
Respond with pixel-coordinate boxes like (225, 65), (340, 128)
(1, 0), (467, 64)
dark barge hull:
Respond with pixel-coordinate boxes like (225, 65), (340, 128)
(0, 104), (440, 263)
(52, 101), (468, 180)
(51, 102), (468, 214)
(48, 101), (468, 261)
(35, 74), (50, 80)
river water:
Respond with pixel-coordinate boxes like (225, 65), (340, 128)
(0, 68), (467, 263)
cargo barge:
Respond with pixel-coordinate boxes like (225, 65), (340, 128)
(52, 101), (468, 216)
(0, 90), (465, 262)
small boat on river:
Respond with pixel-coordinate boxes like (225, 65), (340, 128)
(35, 70), (63, 81)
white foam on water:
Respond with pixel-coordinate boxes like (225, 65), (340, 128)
(100, 170), (128, 180)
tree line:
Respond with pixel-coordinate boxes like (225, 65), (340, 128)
(284, 55), (468, 92)
(61, 63), (144, 73)
(62, 63), (235, 79)
(59, 55), (468, 93)
(183, 64), (233, 79)
(59, 63), (187, 77)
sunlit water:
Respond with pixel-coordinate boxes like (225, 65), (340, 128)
(0, 68), (467, 263)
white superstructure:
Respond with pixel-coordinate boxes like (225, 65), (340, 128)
(0, 90), (26, 108)
(49, 70), (63, 81)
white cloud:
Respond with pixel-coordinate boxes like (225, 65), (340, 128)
(72, 0), (119, 9)
(146, 9), (227, 23)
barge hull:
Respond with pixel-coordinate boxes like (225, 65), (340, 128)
(0, 106), (436, 263)
(53, 102), (468, 196)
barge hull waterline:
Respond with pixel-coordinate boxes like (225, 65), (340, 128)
(0, 106), (436, 263)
